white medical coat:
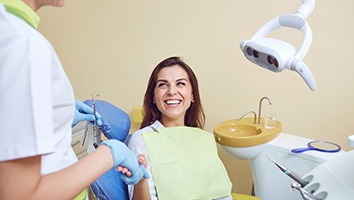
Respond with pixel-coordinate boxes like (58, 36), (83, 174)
(0, 3), (77, 175)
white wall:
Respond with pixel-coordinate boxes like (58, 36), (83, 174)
(38, 0), (354, 195)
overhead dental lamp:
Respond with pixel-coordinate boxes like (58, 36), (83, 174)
(240, 0), (317, 91)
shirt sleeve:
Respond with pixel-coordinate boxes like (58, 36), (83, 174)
(0, 33), (55, 161)
(127, 127), (158, 200)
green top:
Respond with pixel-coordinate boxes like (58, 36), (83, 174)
(0, 0), (39, 29)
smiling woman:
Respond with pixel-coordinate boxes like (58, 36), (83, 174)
(126, 56), (233, 200)
(153, 63), (195, 127)
(141, 56), (205, 129)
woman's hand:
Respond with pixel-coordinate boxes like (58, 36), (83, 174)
(137, 154), (148, 168)
(131, 154), (151, 200)
(116, 165), (132, 177)
(116, 154), (148, 178)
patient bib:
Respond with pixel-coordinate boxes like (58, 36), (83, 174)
(143, 127), (232, 200)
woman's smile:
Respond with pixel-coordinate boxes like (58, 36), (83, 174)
(154, 65), (194, 125)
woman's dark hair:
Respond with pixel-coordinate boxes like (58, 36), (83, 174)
(140, 56), (205, 129)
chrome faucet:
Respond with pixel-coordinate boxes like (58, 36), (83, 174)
(258, 96), (272, 124)
(237, 110), (257, 124)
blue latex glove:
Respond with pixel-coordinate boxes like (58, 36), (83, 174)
(72, 99), (102, 127)
(100, 139), (150, 185)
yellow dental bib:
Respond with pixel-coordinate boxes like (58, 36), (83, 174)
(143, 127), (232, 200)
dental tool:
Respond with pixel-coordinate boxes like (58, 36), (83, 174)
(81, 91), (103, 149)
(81, 122), (90, 146)
(291, 182), (321, 200)
(267, 155), (308, 187)
(92, 91), (102, 148)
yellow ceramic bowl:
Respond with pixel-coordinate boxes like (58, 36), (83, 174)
(214, 117), (281, 147)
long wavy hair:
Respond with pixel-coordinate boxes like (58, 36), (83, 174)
(140, 56), (205, 129)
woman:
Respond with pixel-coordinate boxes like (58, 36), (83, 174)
(128, 56), (232, 200)
(0, 0), (146, 199)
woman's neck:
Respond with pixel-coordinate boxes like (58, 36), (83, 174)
(160, 118), (185, 127)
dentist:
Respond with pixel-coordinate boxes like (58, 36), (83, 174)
(0, 0), (147, 199)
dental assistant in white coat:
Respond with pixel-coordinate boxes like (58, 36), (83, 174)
(0, 0), (147, 199)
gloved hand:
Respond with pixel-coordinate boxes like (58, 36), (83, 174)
(72, 99), (102, 127)
(100, 139), (150, 185)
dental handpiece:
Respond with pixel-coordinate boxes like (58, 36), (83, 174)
(268, 155), (309, 187)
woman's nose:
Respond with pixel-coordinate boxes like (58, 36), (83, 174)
(167, 86), (177, 95)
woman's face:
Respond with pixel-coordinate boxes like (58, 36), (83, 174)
(153, 65), (194, 126)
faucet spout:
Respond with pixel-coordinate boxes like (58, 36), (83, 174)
(258, 97), (272, 124)
(237, 110), (257, 124)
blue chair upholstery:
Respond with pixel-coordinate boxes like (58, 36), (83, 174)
(84, 100), (131, 141)
(84, 100), (131, 200)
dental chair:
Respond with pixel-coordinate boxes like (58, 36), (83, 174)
(84, 100), (130, 200)
(85, 101), (259, 200)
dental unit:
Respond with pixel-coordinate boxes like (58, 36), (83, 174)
(240, 0), (317, 91)
(231, 0), (354, 199)
(214, 96), (353, 200)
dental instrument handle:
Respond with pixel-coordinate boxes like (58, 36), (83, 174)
(92, 101), (102, 148)
(268, 156), (308, 187)
(93, 102), (98, 136)
(81, 122), (90, 146)
(286, 169), (308, 187)
(92, 126), (102, 149)
(291, 182), (320, 200)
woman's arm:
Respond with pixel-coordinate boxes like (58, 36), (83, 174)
(127, 131), (158, 200)
(132, 178), (151, 200)
(0, 145), (113, 200)
(132, 155), (151, 200)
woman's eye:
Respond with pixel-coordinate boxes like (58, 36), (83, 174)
(177, 81), (186, 86)
(157, 83), (168, 88)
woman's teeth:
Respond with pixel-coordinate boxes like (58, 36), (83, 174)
(165, 100), (181, 105)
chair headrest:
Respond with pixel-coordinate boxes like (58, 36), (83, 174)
(84, 99), (130, 142)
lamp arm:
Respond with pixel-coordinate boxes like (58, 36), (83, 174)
(250, 16), (283, 41)
(296, 0), (316, 19)
(278, 14), (313, 61)
(249, 14), (312, 61)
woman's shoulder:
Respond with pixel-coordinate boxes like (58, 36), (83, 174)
(134, 121), (164, 134)
(128, 121), (164, 143)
